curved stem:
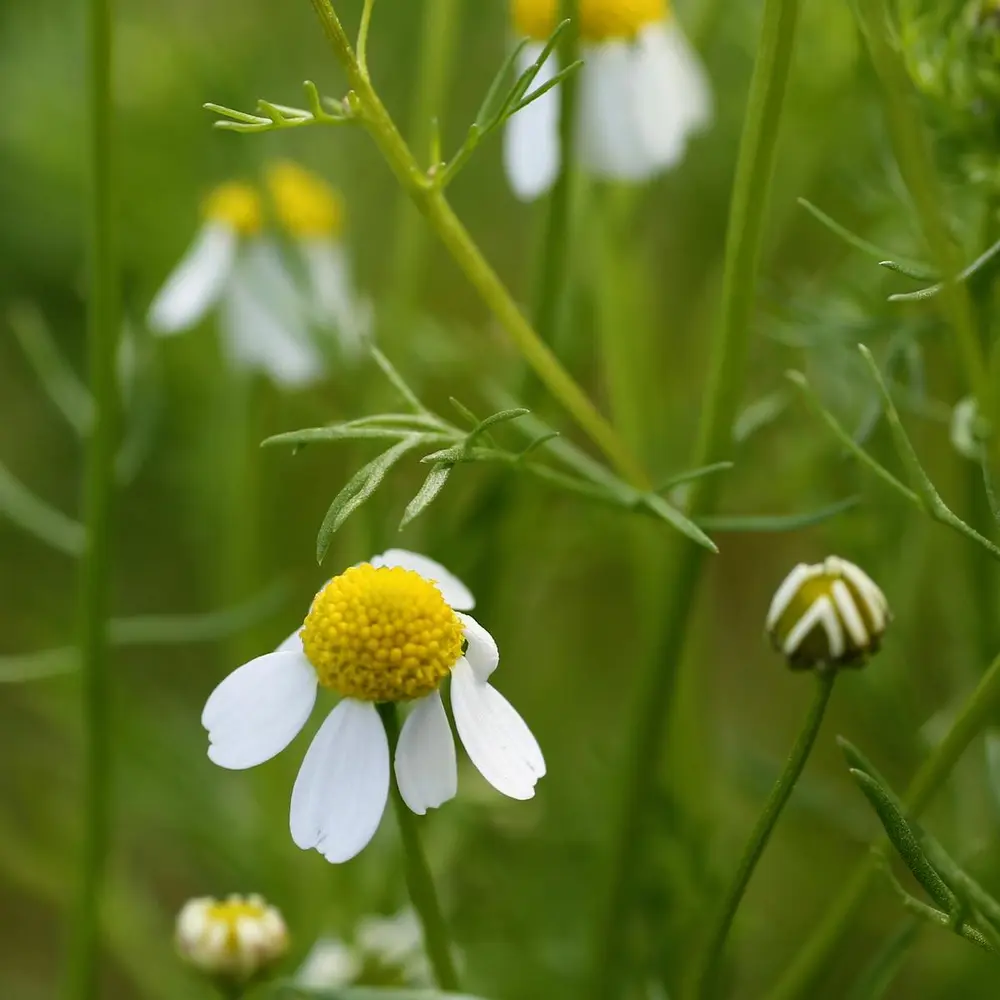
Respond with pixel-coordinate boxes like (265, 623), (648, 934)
(307, 0), (647, 488)
(588, 0), (804, 992)
(389, 0), (462, 309)
(766, 649), (1000, 1000)
(692, 671), (836, 999)
(67, 0), (120, 993)
(378, 704), (461, 992)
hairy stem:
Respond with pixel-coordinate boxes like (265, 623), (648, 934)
(588, 0), (804, 992)
(378, 704), (461, 991)
(67, 0), (120, 992)
(307, 0), (647, 487)
(767, 650), (1000, 1000)
(692, 671), (837, 998)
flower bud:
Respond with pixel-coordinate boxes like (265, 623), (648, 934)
(766, 557), (889, 670)
(176, 894), (288, 983)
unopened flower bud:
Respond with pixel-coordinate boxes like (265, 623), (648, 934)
(176, 894), (288, 982)
(951, 395), (991, 460)
(766, 557), (889, 670)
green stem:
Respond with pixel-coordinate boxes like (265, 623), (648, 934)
(532, 0), (580, 348)
(692, 671), (837, 999)
(68, 0), (119, 992)
(389, 0), (463, 309)
(588, 0), (803, 993)
(766, 649), (1000, 1000)
(378, 704), (461, 991)
(307, 0), (647, 488)
(855, 0), (989, 413)
(357, 0), (376, 79)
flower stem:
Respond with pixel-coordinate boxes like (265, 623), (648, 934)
(532, 0), (580, 348)
(389, 0), (462, 310)
(766, 649), (1000, 1000)
(588, 0), (803, 992)
(67, 0), (119, 992)
(378, 703), (461, 992)
(307, 0), (647, 488)
(691, 670), (837, 999)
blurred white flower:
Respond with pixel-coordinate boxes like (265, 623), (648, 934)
(147, 181), (323, 387)
(950, 394), (989, 460)
(765, 556), (889, 670)
(296, 936), (363, 989)
(175, 894), (288, 981)
(267, 161), (373, 361)
(202, 549), (545, 863)
(504, 0), (713, 200)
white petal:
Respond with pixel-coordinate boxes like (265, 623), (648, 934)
(220, 240), (325, 388)
(370, 549), (475, 610)
(503, 43), (561, 201)
(457, 613), (499, 680)
(147, 222), (237, 334)
(576, 21), (712, 182)
(394, 692), (457, 815)
(301, 238), (371, 359)
(202, 651), (317, 769)
(276, 627), (304, 655)
(450, 658), (545, 800)
(289, 699), (389, 863)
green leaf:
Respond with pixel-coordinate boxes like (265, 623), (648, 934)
(797, 198), (930, 274)
(467, 407), (530, 445)
(698, 495), (859, 532)
(658, 461), (734, 492)
(641, 493), (719, 553)
(316, 438), (424, 563)
(0, 460), (84, 556)
(888, 234), (1000, 303)
(263, 426), (445, 449)
(372, 348), (430, 414)
(848, 769), (954, 911)
(400, 462), (453, 529)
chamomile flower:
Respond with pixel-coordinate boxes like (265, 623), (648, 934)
(266, 161), (373, 361)
(175, 894), (288, 982)
(202, 549), (545, 863)
(505, 0), (713, 199)
(147, 181), (323, 387)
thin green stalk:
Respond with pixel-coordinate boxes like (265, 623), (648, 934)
(532, 0), (580, 347)
(389, 0), (463, 309)
(378, 704), (461, 991)
(307, 0), (647, 488)
(856, 0), (989, 413)
(67, 0), (119, 992)
(691, 671), (837, 999)
(588, 0), (804, 993)
(767, 649), (1000, 1000)
(357, 0), (376, 79)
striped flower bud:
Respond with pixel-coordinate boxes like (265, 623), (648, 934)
(766, 557), (889, 671)
(176, 894), (288, 983)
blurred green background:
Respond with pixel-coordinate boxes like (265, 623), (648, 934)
(3, 0), (1000, 997)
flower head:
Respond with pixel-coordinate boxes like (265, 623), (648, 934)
(765, 556), (889, 670)
(504, 0), (713, 199)
(202, 550), (545, 863)
(176, 894), (288, 982)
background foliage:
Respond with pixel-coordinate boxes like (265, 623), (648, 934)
(3, 0), (1000, 997)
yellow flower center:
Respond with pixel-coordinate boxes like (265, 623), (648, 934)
(202, 182), (263, 237)
(300, 565), (464, 702)
(513, 0), (667, 42)
(266, 160), (345, 239)
(205, 898), (268, 927)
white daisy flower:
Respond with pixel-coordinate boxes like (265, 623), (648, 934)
(147, 181), (324, 388)
(267, 161), (373, 362)
(202, 549), (545, 864)
(504, 0), (713, 200)
(765, 556), (890, 671)
(175, 894), (288, 981)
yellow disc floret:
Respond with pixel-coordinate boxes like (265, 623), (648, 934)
(266, 160), (344, 239)
(513, 0), (667, 42)
(301, 564), (464, 702)
(202, 181), (263, 236)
